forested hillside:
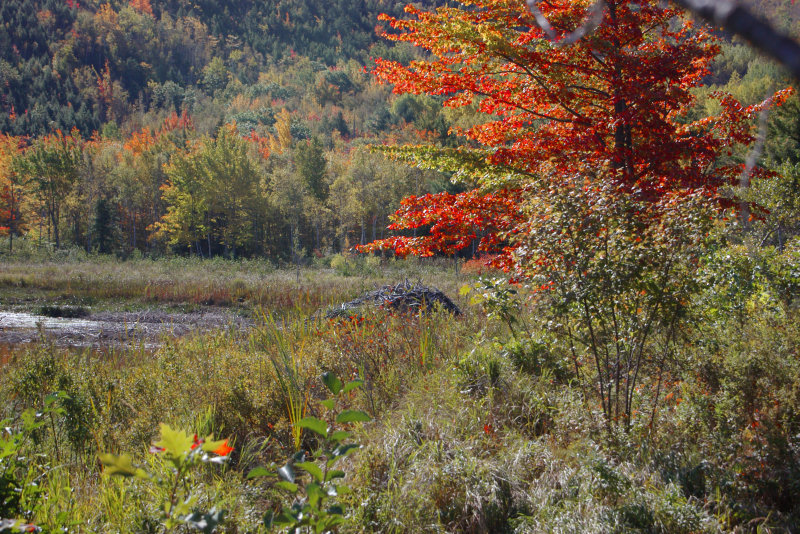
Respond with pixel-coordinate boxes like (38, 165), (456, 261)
(0, 0), (448, 135)
(0, 0), (797, 261)
(0, 0), (462, 259)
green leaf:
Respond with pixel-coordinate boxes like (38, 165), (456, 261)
(327, 505), (344, 516)
(326, 515), (345, 528)
(320, 399), (336, 411)
(200, 437), (227, 453)
(246, 466), (271, 479)
(183, 507), (226, 534)
(329, 430), (351, 443)
(325, 469), (345, 482)
(154, 424), (194, 457)
(275, 481), (299, 492)
(171, 494), (196, 519)
(278, 463), (295, 483)
(334, 484), (352, 495)
(262, 510), (274, 528)
(295, 461), (324, 483)
(322, 372), (342, 395)
(270, 511), (295, 526)
(341, 379), (364, 394)
(99, 453), (150, 479)
(332, 443), (361, 458)
(298, 416), (328, 438)
(306, 482), (323, 508)
(336, 410), (371, 424)
(21, 409), (45, 432)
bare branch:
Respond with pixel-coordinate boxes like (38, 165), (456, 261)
(526, 0), (605, 46)
(525, 0), (800, 80)
(671, 0), (800, 80)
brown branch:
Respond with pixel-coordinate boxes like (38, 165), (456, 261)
(671, 0), (800, 79)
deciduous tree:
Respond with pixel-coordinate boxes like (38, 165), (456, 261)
(365, 0), (791, 427)
(0, 135), (26, 251)
(17, 129), (83, 249)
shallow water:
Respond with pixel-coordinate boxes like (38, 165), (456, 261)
(0, 310), (173, 348)
(0, 309), (249, 349)
(0, 311), (103, 331)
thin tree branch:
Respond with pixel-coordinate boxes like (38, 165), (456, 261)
(673, 0), (800, 80)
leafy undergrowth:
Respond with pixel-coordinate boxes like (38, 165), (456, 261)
(0, 256), (798, 532)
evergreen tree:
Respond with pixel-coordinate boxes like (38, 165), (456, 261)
(91, 196), (116, 254)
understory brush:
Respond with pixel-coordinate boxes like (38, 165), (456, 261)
(0, 252), (798, 531)
(0, 294), (476, 530)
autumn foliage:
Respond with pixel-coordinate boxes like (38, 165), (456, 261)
(364, 0), (791, 271)
(376, 189), (522, 270)
(362, 0), (794, 428)
(129, 0), (154, 17)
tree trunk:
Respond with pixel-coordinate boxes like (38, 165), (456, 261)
(52, 204), (60, 249)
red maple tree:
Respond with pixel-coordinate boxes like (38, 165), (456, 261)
(129, 0), (154, 17)
(363, 0), (790, 273)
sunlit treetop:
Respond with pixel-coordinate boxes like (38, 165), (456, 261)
(363, 0), (792, 267)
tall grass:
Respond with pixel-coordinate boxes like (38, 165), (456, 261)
(0, 253), (798, 531)
(0, 255), (466, 314)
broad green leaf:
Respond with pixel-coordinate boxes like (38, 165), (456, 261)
(336, 410), (371, 424)
(341, 380), (364, 394)
(99, 453), (150, 479)
(329, 430), (351, 443)
(21, 409), (45, 432)
(154, 424), (194, 457)
(327, 516), (345, 528)
(295, 461), (324, 483)
(325, 469), (345, 482)
(306, 482), (322, 508)
(322, 372), (342, 395)
(298, 416), (328, 438)
(320, 399), (336, 411)
(275, 481), (299, 492)
(171, 494), (196, 519)
(271, 512), (295, 526)
(246, 466), (271, 479)
(319, 515), (344, 530)
(334, 484), (352, 495)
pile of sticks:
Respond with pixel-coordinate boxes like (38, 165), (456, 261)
(325, 279), (461, 318)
